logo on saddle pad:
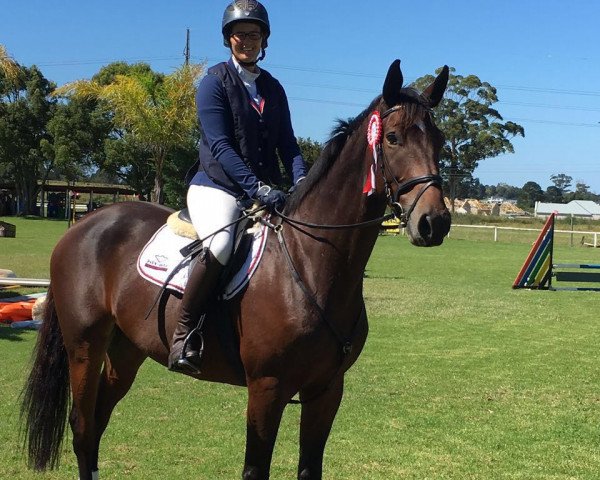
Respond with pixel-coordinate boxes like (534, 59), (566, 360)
(144, 255), (169, 272)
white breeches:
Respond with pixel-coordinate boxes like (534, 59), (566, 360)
(187, 185), (243, 265)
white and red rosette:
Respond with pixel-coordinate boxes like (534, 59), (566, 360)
(366, 111), (382, 148)
(363, 111), (382, 195)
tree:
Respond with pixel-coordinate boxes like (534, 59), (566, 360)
(518, 181), (544, 208)
(565, 180), (597, 202)
(413, 67), (525, 209)
(0, 62), (56, 215)
(494, 182), (520, 200)
(0, 45), (20, 85)
(275, 137), (323, 189)
(55, 62), (204, 203)
(47, 96), (112, 181)
(545, 185), (563, 203)
(454, 175), (486, 199)
(297, 137), (322, 170)
(549, 173), (572, 196)
(574, 181), (590, 195)
(103, 135), (155, 199)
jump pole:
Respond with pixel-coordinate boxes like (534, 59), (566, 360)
(513, 212), (600, 291)
(512, 213), (555, 290)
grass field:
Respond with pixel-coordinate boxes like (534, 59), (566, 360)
(2, 216), (600, 479)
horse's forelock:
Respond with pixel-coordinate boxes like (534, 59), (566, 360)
(392, 87), (432, 132)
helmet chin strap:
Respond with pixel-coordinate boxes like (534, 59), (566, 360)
(236, 48), (266, 67)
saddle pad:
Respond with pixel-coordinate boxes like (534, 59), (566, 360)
(137, 223), (269, 300)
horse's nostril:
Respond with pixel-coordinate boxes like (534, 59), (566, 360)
(418, 214), (433, 241)
(416, 213), (451, 246)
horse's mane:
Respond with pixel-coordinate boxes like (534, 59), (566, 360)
(284, 88), (430, 215)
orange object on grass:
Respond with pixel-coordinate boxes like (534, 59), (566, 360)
(0, 300), (36, 323)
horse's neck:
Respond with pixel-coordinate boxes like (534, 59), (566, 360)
(303, 134), (385, 219)
(290, 135), (387, 289)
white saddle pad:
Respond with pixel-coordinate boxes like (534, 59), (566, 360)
(137, 222), (269, 300)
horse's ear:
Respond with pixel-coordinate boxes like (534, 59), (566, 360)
(382, 59), (404, 107)
(422, 65), (449, 108)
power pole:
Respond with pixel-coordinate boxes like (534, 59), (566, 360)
(184, 28), (190, 65)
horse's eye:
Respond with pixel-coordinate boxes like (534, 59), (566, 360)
(386, 132), (399, 145)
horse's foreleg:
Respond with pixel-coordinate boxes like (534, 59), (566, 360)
(297, 376), (344, 480)
(242, 377), (288, 480)
(92, 329), (147, 475)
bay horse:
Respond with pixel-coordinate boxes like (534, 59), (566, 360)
(21, 60), (451, 480)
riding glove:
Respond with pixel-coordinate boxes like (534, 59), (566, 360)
(256, 185), (286, 212)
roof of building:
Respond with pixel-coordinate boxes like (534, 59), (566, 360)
(499, 203), (527, 215)
(535, 200), (600, 216)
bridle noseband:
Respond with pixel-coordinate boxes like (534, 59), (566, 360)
(378, 105), (443, 227)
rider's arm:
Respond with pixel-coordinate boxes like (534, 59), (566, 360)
(196, 74), (260, 198)
(274, 83), (307, 185)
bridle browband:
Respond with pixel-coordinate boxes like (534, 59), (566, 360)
(377, 105), (443, 227)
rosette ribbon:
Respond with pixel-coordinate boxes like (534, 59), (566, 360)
(363, 111), (382, 195)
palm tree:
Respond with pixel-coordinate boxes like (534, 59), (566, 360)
(56, 63), (204, 203)
(0, 45), (20, 85)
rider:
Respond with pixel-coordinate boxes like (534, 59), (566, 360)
(168, 0), (308, 374)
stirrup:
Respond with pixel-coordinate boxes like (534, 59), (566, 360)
(169, 324), (205, 374)
(171, 356), (202, 375)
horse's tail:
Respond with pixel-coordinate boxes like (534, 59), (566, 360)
(20, 287), (70, 471)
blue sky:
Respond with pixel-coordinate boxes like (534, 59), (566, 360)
(4, 0), (600, 193)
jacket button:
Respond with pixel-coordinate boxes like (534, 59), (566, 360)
(258, 162), (264, 166)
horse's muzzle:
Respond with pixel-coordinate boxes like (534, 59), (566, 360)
(409, 209), (451, 246)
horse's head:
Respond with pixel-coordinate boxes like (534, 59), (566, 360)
(375, 60), (451, 246)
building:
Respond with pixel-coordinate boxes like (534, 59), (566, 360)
(445, 198), (526, 217)
(534, 200), (600, 220)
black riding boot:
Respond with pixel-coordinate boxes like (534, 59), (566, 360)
(168, 250), (224, 374)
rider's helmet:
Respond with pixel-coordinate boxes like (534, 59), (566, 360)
(222, 0), (270, 49)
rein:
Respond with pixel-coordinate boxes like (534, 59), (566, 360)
(275, 210), (395, 231)
(258, 215), (365, 406)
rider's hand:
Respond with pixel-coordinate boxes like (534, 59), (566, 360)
(256, 185), (286, 212)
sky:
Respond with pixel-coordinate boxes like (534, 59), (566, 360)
(3, 0), (600, 193)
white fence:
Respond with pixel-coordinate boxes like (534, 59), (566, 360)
(449, 224), (600, 247)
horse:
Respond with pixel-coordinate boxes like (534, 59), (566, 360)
(21, 59), (451, 480)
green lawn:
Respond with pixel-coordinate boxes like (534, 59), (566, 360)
(2, 217), (600, 478)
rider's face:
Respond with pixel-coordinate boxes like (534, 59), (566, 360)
(229, 22), (263, 66)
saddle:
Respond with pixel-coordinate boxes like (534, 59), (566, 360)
(138, 208), (268, 296)
(166, 208), (257, 288)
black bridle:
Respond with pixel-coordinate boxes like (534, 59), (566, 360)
(377, 105), (443, 227)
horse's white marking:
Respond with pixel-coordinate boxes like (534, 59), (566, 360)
(78, 471), (99, 480)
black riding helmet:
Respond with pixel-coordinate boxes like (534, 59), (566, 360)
(222, 0), (270, 49)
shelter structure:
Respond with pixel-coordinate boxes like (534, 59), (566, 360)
(0, 180), (137, 218)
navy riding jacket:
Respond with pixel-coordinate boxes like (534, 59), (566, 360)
(189, 59), (307, 200)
